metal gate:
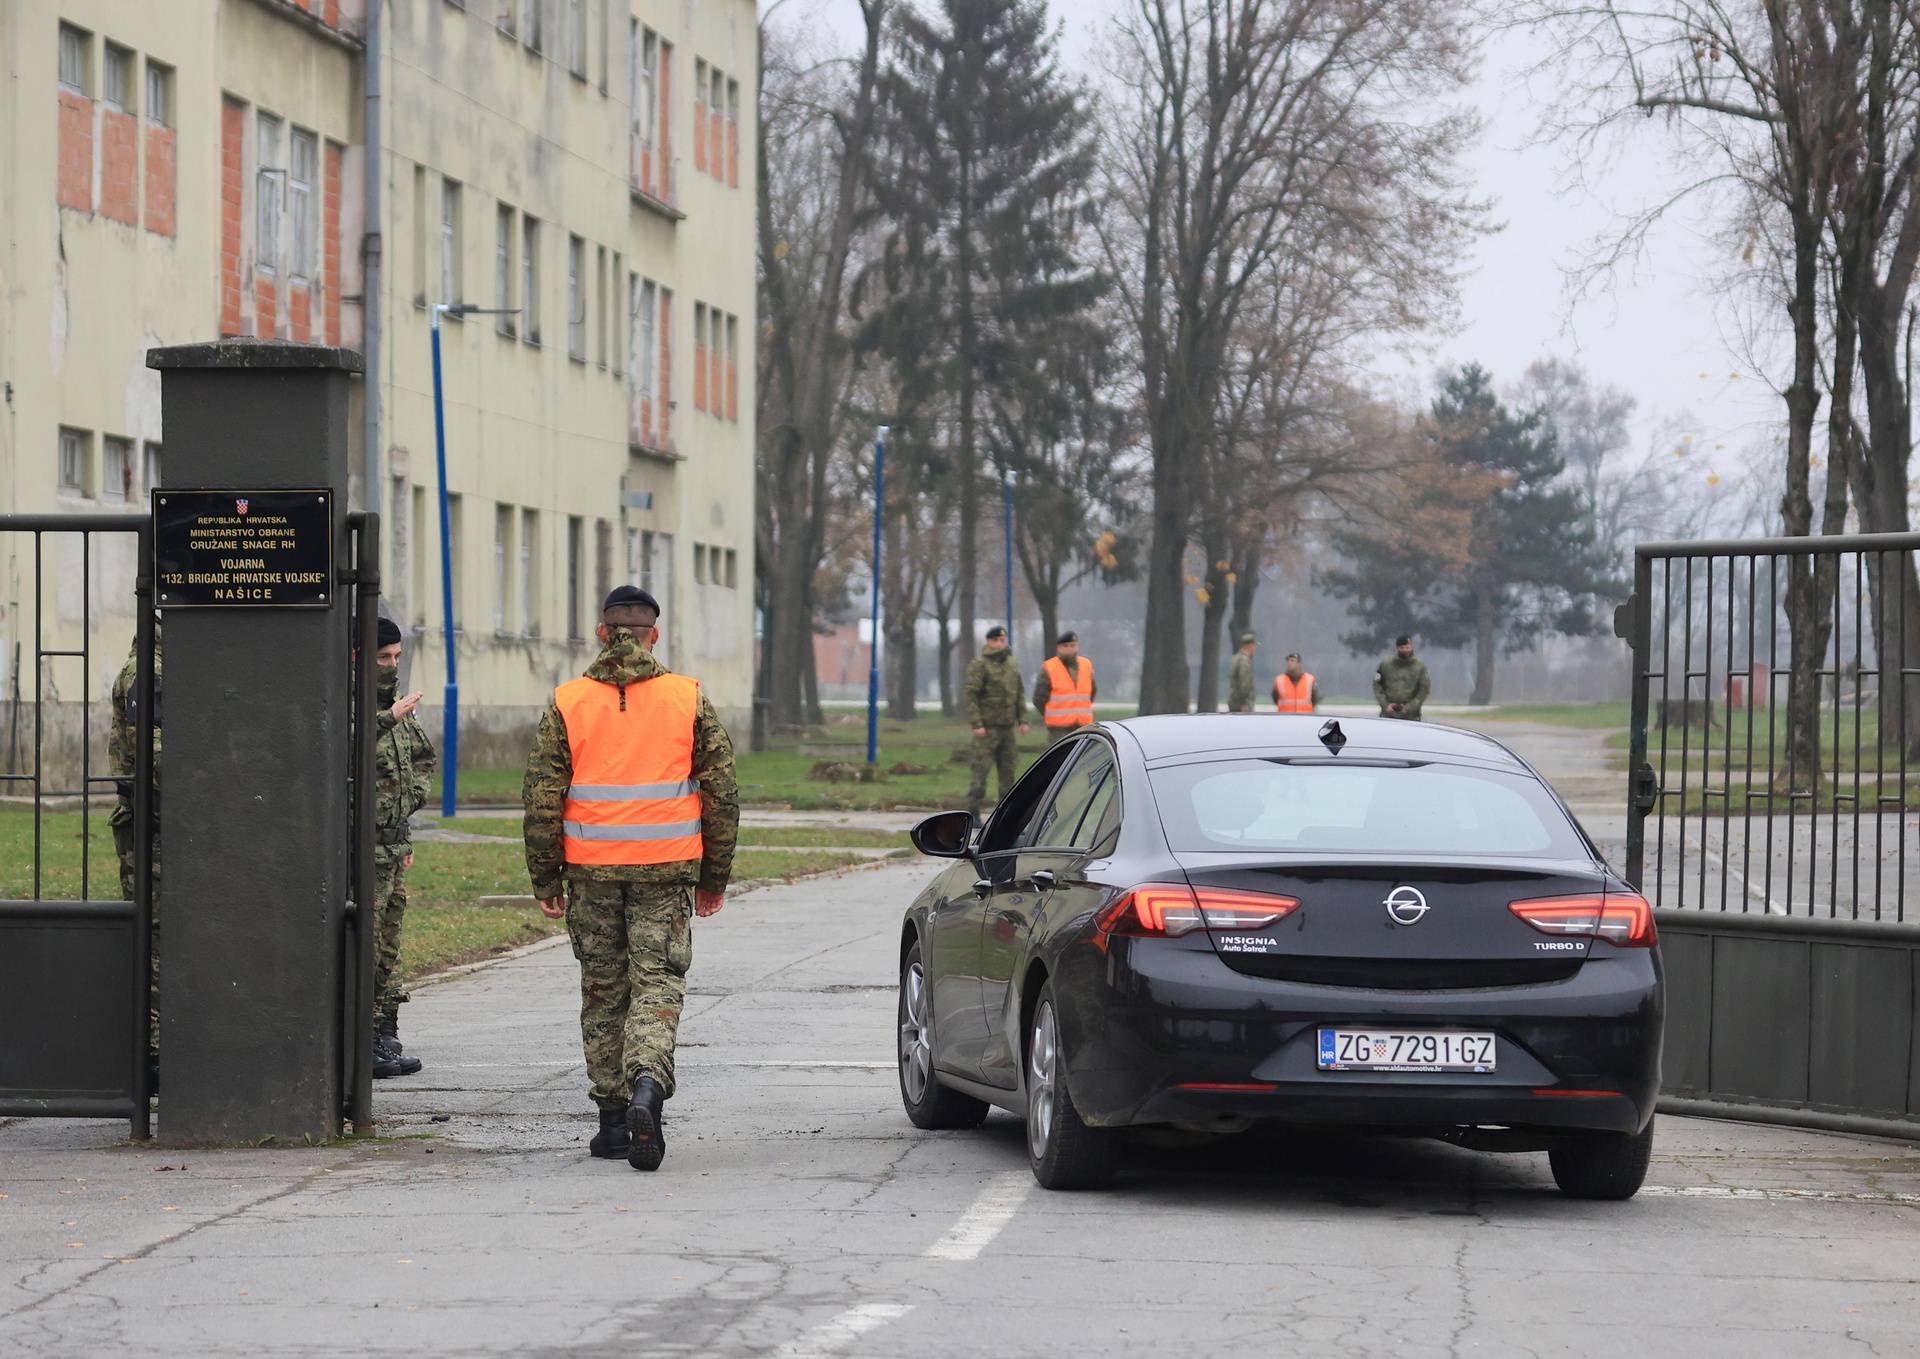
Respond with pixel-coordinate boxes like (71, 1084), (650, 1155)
(1624, 531), (1920, 1137)
(0, 510), (382, 1140)
(0, 514), (157, 1139)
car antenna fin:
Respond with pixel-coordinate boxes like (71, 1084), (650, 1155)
(1318, 719), (1347, 754)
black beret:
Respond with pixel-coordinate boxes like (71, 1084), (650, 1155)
(1057, 630), (1078, 645)
(1237, 631), (1257, 647)
(985, 625), (1008, 640)
(377, 617), (403, 647)
(1395, 634), (1412, 646)
(604, 585), (661, 617)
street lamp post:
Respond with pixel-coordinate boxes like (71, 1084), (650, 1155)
(867, 426), (888, 768)
(1003, 466), (1015, 638)
(430, 302), (519, 818)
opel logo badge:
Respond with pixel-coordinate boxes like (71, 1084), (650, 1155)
(1384, 885), (1429, 926)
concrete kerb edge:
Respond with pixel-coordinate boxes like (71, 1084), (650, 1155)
(406, 855), (920, 992)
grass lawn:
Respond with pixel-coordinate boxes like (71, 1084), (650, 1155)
(0, 807), (872, 982)
(1470, 702), (1632, 729)
(433, 817), (909, 850)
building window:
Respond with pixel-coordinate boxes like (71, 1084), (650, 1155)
(522, 0), (543, 52)
(610, 250), (624, 375)
(595, 518), (612, 608)
(146, 61), (172, 126)
(390, 476), (409, 617)
(711, 66), (726, 182)
(693, 59), (708, 174)
(102, 42), (133, 113)
(693, 303), (707, 412)
(289, 129), (317, 282)
(141, 441), (161, 496)
(496, 0), (516, 37)
(441, 177), (462, 305)
(447, 493), (466, 629)
(725, 548), (738, 589)
(567, 0), (586, 78)
(256, 112), (284, 274)
(567, 234), (586, 361)
(102, 437), (133, 503)
(411, 164), (428, 305)
(727, 78), (740, 187)
(58, 428), (90, 497)
(495, 203), (516, 334)
(521, 508), (540, 636)
(494, 504), (514, 634)
(693, 543), (707, 586)
(522, 216), (541, 343)
(411, 485), (428, 620)
(725, 313), (739, 421)
(595, 247), (608, 369)
(567, 516), (584, 640)
(58, 24), (90, 95)
(596, 0), (609, 91)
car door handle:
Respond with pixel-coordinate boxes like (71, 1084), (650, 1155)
(972, 879), (992, 896)
(1028, 870), (1057, 892)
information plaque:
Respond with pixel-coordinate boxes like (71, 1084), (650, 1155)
(153, 489), (334, 608)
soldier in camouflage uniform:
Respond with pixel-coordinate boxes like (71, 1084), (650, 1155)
(524, 586), (738, 1171)
(965, 625), (1029, 818)
(1226, 632), (1258, 713)
(371, 617), (435, 1078)
(109, 630), (160, 1076)
(1373, 634), (1432, 720)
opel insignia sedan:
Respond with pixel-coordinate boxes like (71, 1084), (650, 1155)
(897, 715), (1662, 1198)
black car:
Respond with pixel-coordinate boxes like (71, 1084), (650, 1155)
(897, 715), (1662, 1198)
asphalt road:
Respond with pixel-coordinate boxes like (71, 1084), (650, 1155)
(3, 858), (1917, 1357)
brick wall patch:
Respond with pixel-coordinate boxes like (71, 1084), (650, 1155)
(145, 125), (176, 236)
(100, 108), (138, 224)
(58, 89), (94, 212)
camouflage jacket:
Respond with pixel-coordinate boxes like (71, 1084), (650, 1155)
(376, 707), (436, 846)
(1030, 655), (1095, 719)
(522, 629), (739, 898)
(108, 635), (161, 827)
(1226, 653), (1256, 713)
(1373, 655), (1431, 717)
(964, 648), (1027, 728)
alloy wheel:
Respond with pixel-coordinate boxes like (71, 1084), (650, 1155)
(1028, 1000), (1058, 1160)
(900, 961), (933, 1105)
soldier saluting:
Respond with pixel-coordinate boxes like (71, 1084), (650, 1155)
(523, 586), (739, 1171)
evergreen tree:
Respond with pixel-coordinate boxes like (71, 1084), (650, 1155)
(859, 0), (1102, 684)
(1321, 366), (1618, 704)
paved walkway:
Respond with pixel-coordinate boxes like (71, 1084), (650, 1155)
(3, 858), (1917, 1356)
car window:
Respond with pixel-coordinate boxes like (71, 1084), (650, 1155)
(1066, 767), (1118, 851)
(1023, 742), (1114, 849)
(979, 742), (1078, 854)
(1149, 759), (1586, 858)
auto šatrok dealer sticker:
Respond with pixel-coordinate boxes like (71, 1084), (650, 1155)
(153, 489), (333, 607)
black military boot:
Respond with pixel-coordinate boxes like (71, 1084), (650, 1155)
(589, 1107), (632, 1160)
(378, 1013), (403, 1055)
(372, 1033), (422, 1079)
(626, 1077), (666, 1171)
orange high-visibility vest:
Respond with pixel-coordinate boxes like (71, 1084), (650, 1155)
(1042, 655), (1095, 728)
(555, 672), (704, 866)
(1274, 672), (1316, 714)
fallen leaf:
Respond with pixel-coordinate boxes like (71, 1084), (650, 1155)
(396, 1258), (413, 1265)
(65, 1242), (84, 1250)
(162, 1206), (179, 1212)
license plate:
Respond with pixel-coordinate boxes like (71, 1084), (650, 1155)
(1317, 1028), (1497, 1073)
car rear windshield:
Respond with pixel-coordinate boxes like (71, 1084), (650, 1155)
(1149, 758), (1589, 858)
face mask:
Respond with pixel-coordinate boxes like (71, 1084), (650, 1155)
(377, 663), (400, 703)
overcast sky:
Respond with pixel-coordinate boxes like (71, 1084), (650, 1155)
(770, 0), (1779, 482)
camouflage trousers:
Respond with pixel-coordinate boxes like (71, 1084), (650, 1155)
(967, 725), (1019, 815)
(565, 880), (695, 1111)
(112, 814), (160, 1055)
(1045, 724), (1086, 747)
(374, 844), (412, 1026)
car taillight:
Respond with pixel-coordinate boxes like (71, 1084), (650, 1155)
(1508, 893), (1655, 947)
(1095, 883), (1300, 940)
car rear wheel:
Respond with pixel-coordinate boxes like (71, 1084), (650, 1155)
(1548, 1116), (1655, 1200)
(898, 940), (989, 1131)
(1026, 986), (1118, 1190)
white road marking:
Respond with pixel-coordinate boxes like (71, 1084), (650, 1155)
(770, 1302), (914, 1358)
(1641, 1184), (1920, 1206)
(924, 1172), (1035, 1261)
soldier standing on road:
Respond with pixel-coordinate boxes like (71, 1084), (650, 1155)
(110, 628), (160, 1087)
(1273, 652), (1320, 714)
(523, 586), (739, 1172)
(965, 625), (1029, 818)
(1226, 632), (1259, 713)
(371, 618), (434, 1079)
(1032, 630), (1095, 746)
(1373, 635), (1431, 721)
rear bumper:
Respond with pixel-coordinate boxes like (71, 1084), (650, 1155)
(1054, 936), (1663, 1136)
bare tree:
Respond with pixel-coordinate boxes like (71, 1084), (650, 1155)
(1100, 0), (1479, 713)
(757, 1), (891, 732)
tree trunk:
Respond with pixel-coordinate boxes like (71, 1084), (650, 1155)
(1194, 553), (1230, 712)
(1137, 425), (1193, 713)
(766, 472), (816, 730)
(801, 643), (822, 728)
(1228, 543), (1260, 645)
(1853, 294), (1920, 752)
(886, 611), (918, 720)
(1036, 592), (1059, 665)
(1471, 586), (1496, 706)
(1781, 193), (1829, 790)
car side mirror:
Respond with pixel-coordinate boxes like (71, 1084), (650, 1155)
(910, 810), (976, 859)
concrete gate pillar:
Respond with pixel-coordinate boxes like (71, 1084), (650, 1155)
(146, 341), (364, 1145)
